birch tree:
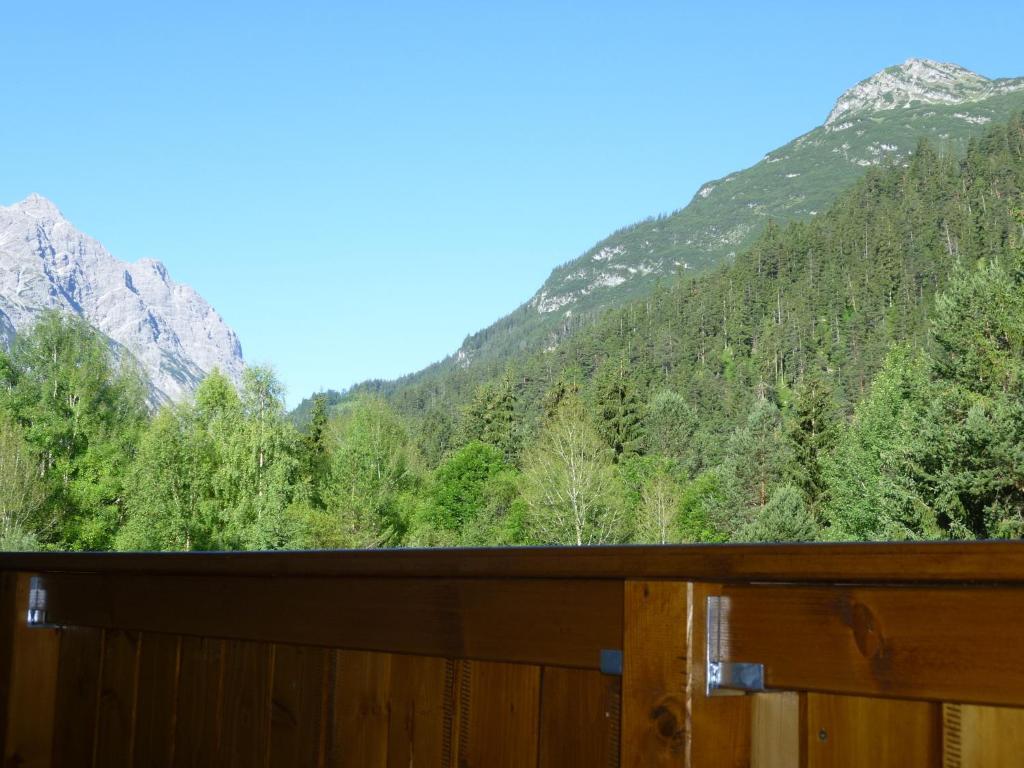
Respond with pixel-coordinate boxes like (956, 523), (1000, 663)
(0, 418), (48, 550)
(520, 397), (623, 545)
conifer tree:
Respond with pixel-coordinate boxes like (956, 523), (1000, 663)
(743, 484), (819, 542)
(458, 376), (520, 462)
(542, 369), (581, 419)
(787, 367), (839, 510)
(712, 397), (794, 534)
(643, 390), (700, 476)
(593, 361), (643, 463)
(822, 347), (938, 541)
(914, 249), (1024, 537)
(300, 394), (331, 508)
(481, 375), (520, 463)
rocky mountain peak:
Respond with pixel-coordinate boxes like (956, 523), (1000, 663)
(0, 194), (245, 402)
(9, 192), (64, 219)
(825, 58), (1023, 128)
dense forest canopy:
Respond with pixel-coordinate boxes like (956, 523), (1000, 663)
(3, 114), (1024, 551)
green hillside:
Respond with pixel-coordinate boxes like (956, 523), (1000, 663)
(370, 114), (1024, 544)
(345, 60), (1024, 403)
(386, 114), (1022, 415)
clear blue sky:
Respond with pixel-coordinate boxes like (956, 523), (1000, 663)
(2, 1), (1021, 405)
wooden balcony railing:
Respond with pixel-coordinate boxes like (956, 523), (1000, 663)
(3, 542), (1024, 766)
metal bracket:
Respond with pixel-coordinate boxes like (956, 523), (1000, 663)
(26, 576), (60, 629)
(706, 595), (765, 696)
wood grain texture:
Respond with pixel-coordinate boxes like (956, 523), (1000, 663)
(133, 632), (181, 768)
(173, 636), (225, 768)
(2, 572), (61, 768)
(385, 653), (448, 767)
(621, 581), (688, 768)
(328, 651), (452, 768)
(751, 693), (804, 768)
(37, 574), (621, 670)
(942, 703), (1024, 767)
(270, 643), (329, 768)
(716, 584), (1024, 706)
(13, 541), (1024, 584)
(686, 583), (751, 768)
(806, 694), (939, 768)
(451, 660), (540, 768)
(19, 545), (1024, 767)
(537, 666), (621, 768)
(329, 649), (391, 767)
(51, 625), (103, 768)
(220, 640), (273, 768)
(0, 572), (13, 763)
(95, 629), (141, 768)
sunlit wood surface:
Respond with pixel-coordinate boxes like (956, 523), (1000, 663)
(4, 543), (1024, 766)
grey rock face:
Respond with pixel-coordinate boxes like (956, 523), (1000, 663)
(826, 58), (1024, 127)
(0, 194), (244, 401)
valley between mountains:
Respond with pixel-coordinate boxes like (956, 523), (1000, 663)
(4, 59), (1024, 550)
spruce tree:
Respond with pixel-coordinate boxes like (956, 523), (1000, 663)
(915, 251), (1024, 537)
(787, 367), (839, 511)
(594, 362), (644, 463)
(300, 394), (331, 507)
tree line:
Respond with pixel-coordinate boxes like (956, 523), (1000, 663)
(4, 114), (1024, 551)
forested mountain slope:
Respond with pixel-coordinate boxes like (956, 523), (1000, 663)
(300, 113), (1024, 548)
(337, 60), (1024, 408)
(385, 116), (1022, 429)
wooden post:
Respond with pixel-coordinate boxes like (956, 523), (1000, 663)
(621, 580), (688, 767)
(685, 583), (752, 768)
(2, 572), (61, 768)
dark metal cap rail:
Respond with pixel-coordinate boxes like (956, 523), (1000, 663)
(4, 541), (1024, 583)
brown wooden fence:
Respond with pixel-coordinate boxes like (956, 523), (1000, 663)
(3, 542), (1024, 766)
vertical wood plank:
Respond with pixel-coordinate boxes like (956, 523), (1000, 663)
(943, 703), (1024, 767)
(173, 636), (225, 768)
(386, 653), (449, 768)
(538, 666), (621, 768)
(2, 573), (61, 768)
(133, 632), (181, 768)
(751, 693), (804, 768)
(621, 580), (688, 768)
(686, 583), (752, 768)
(95, 629), (141, 768)
(270, 643), (329, 768)
(51, 625), (104, 768)
(220, 640), (273, 768)
(807, 694), (939, 768)
(0, 571), (14, 763)
(329, 649), (391, 768)
(451, 659), (540, 768)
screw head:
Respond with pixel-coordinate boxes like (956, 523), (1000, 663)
(818, 729), (828, 742)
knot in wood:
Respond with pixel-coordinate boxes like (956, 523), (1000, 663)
(650, 696), (686, 747)
(851, 601), (884, 659)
